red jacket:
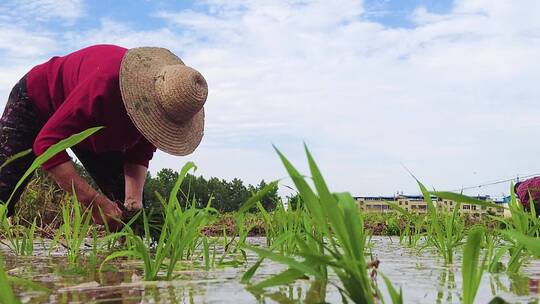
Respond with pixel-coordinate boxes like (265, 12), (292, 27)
(26, 44), (156, 170)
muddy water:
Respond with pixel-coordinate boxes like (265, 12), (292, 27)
(2, 237), (539, 303)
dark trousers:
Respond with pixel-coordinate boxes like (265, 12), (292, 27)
(0, 76), (126, 217)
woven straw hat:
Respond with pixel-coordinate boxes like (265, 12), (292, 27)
(119, 47), (208, 156)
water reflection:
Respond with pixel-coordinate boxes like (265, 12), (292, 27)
(248, 280), (328, 304)
(52, 281), (203, 303)
(490, 275), (508, 295)
(436, 269), (456, 304)
(529, 278), (539, 294)
(3, 237), (540, 303)
(488, 273), (540, 298)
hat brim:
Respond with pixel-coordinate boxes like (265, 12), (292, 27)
(119, 47), (204, 156)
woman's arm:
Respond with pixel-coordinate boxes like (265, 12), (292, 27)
(124, 163), (147, 211)
(48, 160), (123, 228)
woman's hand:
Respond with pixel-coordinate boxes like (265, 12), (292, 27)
(124, 163), (147, 212)
(124, 198), (143, 211)
(49, 161), (123, 230)
(91, 194), (123, 231)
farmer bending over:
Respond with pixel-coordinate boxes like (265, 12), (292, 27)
(0, 44), (208, 229)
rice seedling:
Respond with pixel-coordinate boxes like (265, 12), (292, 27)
(86, 228), (100, 279)
(100, 162), (216, 281)
(415, 188), (503, 264)
(254, 199), (305, 254)
(242, 145), (401, 304)
(491, 184), (540, 273)
(217, 211), (258, 265)
(235, 211), (257, 248)
(502, 230), (540, 258)
(0, 256), (20, 304)
(484, 232), (507, 273)
(461, 227), (487, 304)
(0, 256), (49, 303)
(417, 182), (465, 264)
(201, 236), (214, 270)
(381, 273), (403, 304)
(49, 191), (92, 265)
(0, 203), (6, 227)
(387, 201), (426, 248)
(0, 204), (37, 255)
(9, 219), (36, 256)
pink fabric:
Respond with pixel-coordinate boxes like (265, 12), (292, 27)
(515, 177), (540, 209)
(26, 44), (156, 170)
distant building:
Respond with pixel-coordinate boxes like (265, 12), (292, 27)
(438, 195), (505, 216)
(354, 194), (505, 216)
(355, 196), (396, 213)
(396, 195), (430, 213)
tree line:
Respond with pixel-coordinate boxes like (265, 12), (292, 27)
(143, 168), (279, 212)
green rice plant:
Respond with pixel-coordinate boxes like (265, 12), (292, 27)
(461, 227), (487, 304)
(0, 203), (6, 229)
(0, 149), (33, 239)
(484, 232), (506, 273)
(202, 236), (213, 270)
(506, 245), (525, 273)
(381, 273), (403, 304)
(236, 211), (257, 249)
(387, 201), (426, 247)
(0, 194), (37, 255)
(383, 213), (402, 236)
(209, 221), (247, 268)
(254, 199), (305, 254)
(254, 201), (277, 247)
(0, 203), (7, 245)
(100, 162), (216, 281)
(218, 211), (258, 264)
(427, 190), (530, 273)
(502, 230), (540, 258)
(418, 189), (508, 264)
(417, 182), (465, 264)
(0, 256), (19, 304)
(491, 184), (540, 273)
(14, 218), (36, 256)
(0, 149), (32, 173)
(86, 228), (100, 278)
(0, 256), (49, 303)
(414, 189), (502, 264)
(242, 146), (401, 304)
(20, 218), (36, 255)
(50, 191), (92, 265)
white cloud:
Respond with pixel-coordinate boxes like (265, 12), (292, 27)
(152, 0), (540, 196)
(0, 0), (82, 103)
(1, 0), (539, 198)
(3, 0), (84, 22)
(64, 19), (192, 51)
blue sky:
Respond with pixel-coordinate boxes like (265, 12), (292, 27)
(364, 0), (453, 27)
(0, 0), (539, 199)
(12, 1), (455, 31)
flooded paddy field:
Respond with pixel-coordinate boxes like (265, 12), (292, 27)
(2, 156), (540, 304)
(3, 237), (539, 303)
